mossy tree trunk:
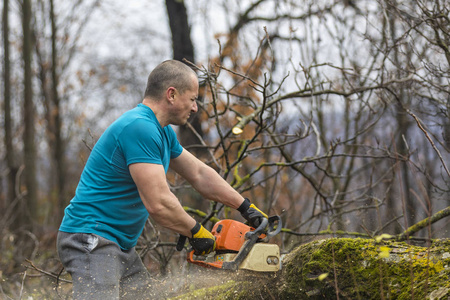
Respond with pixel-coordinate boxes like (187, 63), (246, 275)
(172, 238), (450, 300)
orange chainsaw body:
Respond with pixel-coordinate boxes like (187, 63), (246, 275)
(212, 219), (265, 252)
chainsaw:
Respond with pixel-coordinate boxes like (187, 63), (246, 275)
(177, 216), (282, 272)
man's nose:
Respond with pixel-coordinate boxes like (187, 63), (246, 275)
(192, 100), (198, 113)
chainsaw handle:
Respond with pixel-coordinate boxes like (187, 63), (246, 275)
(264, 215), (282, 241)
(244, 216), (282, 241)
(176, 235), (187, 251)
(244, 217), (268, 239)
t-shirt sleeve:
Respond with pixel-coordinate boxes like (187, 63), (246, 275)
(118, 119), (183, 166)
(119, 119), (165, 166)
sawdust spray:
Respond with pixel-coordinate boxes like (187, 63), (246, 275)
(140, 257), (235, 299)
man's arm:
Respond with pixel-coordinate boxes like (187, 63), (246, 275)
(130, 161), (217, 255)
(169, 149), (245, 209)
(129, 162), (196, 237)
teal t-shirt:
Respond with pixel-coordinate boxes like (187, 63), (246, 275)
(60, 104), (183, 250)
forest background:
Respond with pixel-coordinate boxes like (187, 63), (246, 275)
(1, 0), (449, 298)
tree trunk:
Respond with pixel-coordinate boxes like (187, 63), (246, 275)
(383, 3), (415, 230)
(3, 0), (21, 229)
(50, 0), (66, 224)
(22, 0), (38, 224)
(165, 0), (206, 157)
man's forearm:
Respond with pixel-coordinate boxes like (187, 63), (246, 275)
(129, 162), (196, 237)
(146, 193), (196, 237)
(169, 150), (245, 210)
(191, 164), (245, 209)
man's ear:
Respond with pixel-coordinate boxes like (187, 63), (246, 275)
(167, 87), (176, 104)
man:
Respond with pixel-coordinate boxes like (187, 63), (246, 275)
(57, 60), (267, 299)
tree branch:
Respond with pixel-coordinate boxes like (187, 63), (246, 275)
(396, 206), (450, 241)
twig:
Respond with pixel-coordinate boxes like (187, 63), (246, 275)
(183, 206), (221, 224)
(374, 215), (404, 236)
(19, 271), (26, 300)
(82, 128), (96, 152)
(405, 109), (450, 178)
(265, 283), (276, 300)
(216, 63), (263, 89)
(185, 122), (221, 169)
(24, 260), (72, 283)
(55, 267), (65, 299)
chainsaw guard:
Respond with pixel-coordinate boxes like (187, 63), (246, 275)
(237, 243), (280, 272)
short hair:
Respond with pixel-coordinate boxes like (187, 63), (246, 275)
(144, 60), (197, 100)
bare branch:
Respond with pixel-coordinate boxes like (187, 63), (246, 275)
(397, 206), (450, 241)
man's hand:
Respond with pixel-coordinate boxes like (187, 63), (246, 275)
(189, 222), (216, 255)
(238, 198), (268, 228)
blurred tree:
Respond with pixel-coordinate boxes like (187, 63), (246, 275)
(22, 0), (37, 225)
(2, 0), (21, 230)
(166, 0), (206, 156)
(49, 0), (65, 223)
(33, 0), (100, 225)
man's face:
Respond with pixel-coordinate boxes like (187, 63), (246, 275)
(171, 76), (199, 125)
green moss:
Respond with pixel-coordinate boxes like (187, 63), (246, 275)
(279, 238), (450, 299)
(279, 238), (382, 299)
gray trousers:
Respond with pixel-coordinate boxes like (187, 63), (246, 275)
(57, 231), (153, 300)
